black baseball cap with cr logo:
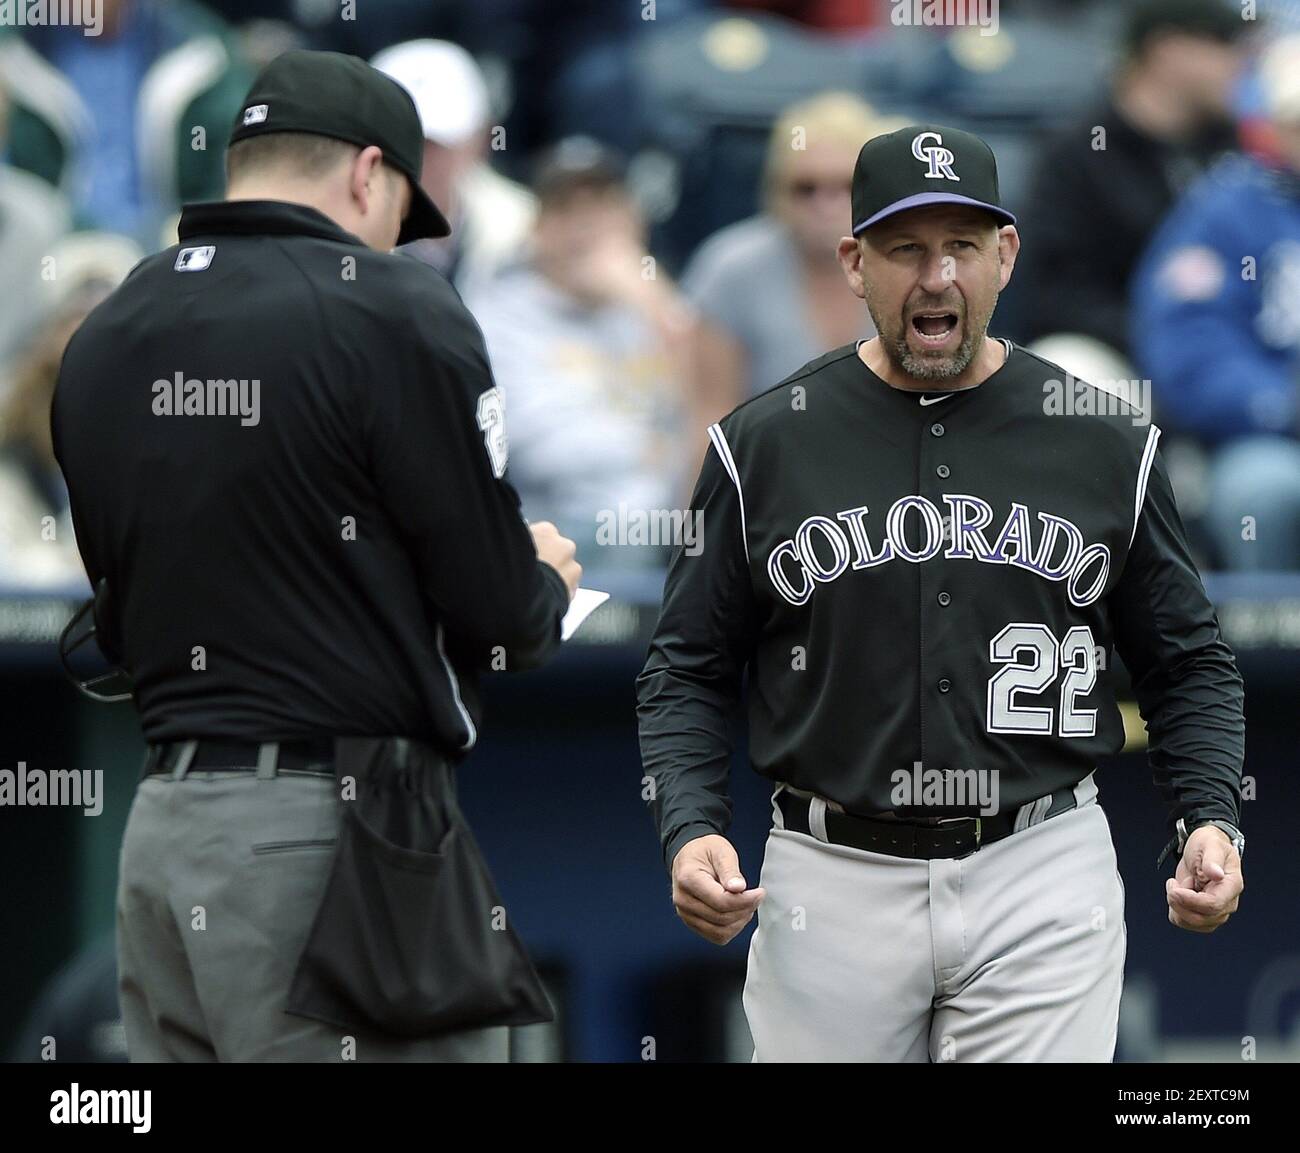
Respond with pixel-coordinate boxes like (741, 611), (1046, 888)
(228, 49), (450, 244)
(851, 124), (1017, 236)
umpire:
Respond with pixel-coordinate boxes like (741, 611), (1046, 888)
(51, 50), (579, 1062)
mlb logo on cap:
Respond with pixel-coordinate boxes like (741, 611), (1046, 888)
(242, 104), (268, 126)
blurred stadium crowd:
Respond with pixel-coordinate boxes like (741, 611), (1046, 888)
(2, 0), (1300, 583)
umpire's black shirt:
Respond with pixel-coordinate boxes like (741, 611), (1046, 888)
(52, 200), (568, 754)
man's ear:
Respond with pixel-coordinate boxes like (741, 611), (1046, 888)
(350, 144), (386, 215)
(838, 235), (866, 300)
(997, 225), (1020, 290)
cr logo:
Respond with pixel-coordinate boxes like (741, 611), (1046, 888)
(911, 131), (960, 182)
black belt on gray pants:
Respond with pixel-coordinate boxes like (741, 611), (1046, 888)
(142, 738), (335, 780)
(777, 784), (1080, 860)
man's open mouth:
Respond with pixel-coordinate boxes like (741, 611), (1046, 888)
(910, 311), (960, 346)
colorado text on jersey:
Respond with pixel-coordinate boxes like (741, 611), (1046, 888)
(766, 496), (1110, 609)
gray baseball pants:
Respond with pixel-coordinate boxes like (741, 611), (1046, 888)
(116, 764), (508, 1062)
(742, 777), (1127, 1062)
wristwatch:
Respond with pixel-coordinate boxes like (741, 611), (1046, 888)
(1192, 818), (1246, 859)
(1157, 817), (1245, 868)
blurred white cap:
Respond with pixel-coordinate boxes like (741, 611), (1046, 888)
(1259, 34), (1300, 124)
(371, 39), (490, 148)
(43, 231), (144, 315)
(1026, 334), (1135, 393)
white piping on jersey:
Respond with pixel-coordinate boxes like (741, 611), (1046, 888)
(707, 422), (750, 563)
(435, 621), (477, 752)
(1129, 424), (1162, 550)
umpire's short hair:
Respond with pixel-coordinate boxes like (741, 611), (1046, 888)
(532, 136), (627, 209)
(225, 131), (360, 184)
(1122, 0), (1245, 60)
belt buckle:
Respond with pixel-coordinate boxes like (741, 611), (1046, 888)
(936, 815), (982, 857)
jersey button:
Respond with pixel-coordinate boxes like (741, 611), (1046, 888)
(938, 678), (952, 693)
(936, 464), (950, 478)
(937, 591), (951, 606)
(930, 422), (945, 437)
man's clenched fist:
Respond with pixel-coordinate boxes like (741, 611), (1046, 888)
(671, 834), (765, 945)
(529, 520), (581, 600)
(1166, 824), (1243, 933)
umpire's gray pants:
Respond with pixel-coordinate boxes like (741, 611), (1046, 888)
(116, 767), (508, 1062)
(742, 784), (1127, 1062)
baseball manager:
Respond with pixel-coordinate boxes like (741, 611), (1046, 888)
(52, 50), (579, 1061)
(637, 125), (1246, 1062)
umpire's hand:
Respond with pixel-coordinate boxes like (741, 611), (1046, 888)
(1166, 826), (1243, 933)
(529, 521), (581, 600)
(671, 835), (765, 945)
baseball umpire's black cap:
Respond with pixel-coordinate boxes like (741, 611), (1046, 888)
(228, 49), (450, 244)
(851, 124), (1016, 236)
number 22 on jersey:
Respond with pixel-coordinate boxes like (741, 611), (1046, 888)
(986, 623), (1099, 738)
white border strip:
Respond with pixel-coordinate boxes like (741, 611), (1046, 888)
(706, 422), (750, 563)
(1129, 424), (1162, 549)
(435, 622), (477, 752)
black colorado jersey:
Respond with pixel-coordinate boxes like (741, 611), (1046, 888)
(637, 340), (1245, 869)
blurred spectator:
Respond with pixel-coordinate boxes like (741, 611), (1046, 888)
(466, 138), (690, 567)
(1238, 5), (1300, 164)
(0, 231), (142, 586)
(0, 0), (250, 247)
(725, 0), (883, 35)
(1132, 35), (1300, 573)
(294, 0), (490, 60)
(722, 0), (1100, 35)
(531, 0), (708, 161)
(681, 93), (901, 422)
(200, 0), (300, 29)
(375, 39), (535, 298)
(230, 18), (309, 72)
(0, 82), (71, 368)
(1016, 0), (1247, 356)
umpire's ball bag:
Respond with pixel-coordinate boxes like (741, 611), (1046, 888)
(285, 736), (554, 1036)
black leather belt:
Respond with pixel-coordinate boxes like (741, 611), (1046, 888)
(143, 738), (335, 779)
(777, 785), (1079, 860)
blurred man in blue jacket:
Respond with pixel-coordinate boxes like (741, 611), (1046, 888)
(1133, 35), (1300, 572)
